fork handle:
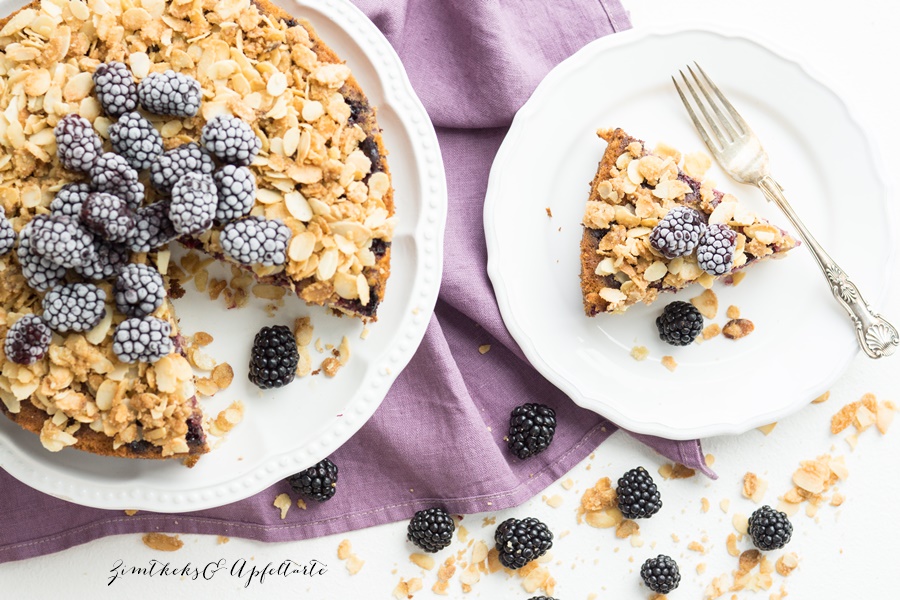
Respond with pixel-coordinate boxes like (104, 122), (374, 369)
(756, 176), (898, 358)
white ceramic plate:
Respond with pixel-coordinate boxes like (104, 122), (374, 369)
(0, 0), (447, 511)
(485, 27), (894, 440)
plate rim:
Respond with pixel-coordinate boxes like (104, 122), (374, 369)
(0, 0), (448, 510)
(484, 24), (896, 440)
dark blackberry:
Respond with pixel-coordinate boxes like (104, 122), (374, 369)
(649, 206), (707, 259)
(168, 172), (216, 235)
(50, 182), (93, 218)
(640, 555), (681, 594)
(114, 263), (166, 318)
(75, 239), (129, 280)
(81, 192), (136, 244)
(200, 115), (261, 166)
(406, 508), (455, 553)
(220, 216), (291, 266)
(54, 114), (102, 173)
(655, 301), (703, 347)
(112, 316), (173, 363)
(29, 214), (96, 268)
(213, 165), (256, 222)
(4, 314), (52, 365)
(288, 458), (338, 502)
(127, 201), (178, 253)
(0, 213), (16, 256)
(108, 111), (164, 170)
(150, 142), (215, 193)
(248, 324), (299, 389)
(697, 223), (738, 275)
(494, 517), (553, 569)
(42, 283), (107, 333)
(507, 403), (557, 459)
(136, 70), (201, 117)
(17, 217), (67, 292)
(92, 62), (138, 118)
(616, 466), (662, 519)
(748, 505), (793, 551)
(90, 152), (144, 209)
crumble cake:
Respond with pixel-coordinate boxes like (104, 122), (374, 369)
(580, 128), (797, 316)
(0, 0), (395, 460)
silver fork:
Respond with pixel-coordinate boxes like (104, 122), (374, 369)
(673, 63), (898, 358)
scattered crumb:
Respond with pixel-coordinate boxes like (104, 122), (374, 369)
(457, 525), (469, 543)
(661, 355), (677, 372)
(142, 533), (183, 552)
(561, 478), (575, 490)
(216, 536), (230, 545)
(671, 533), (680, 543)
(730, 271), (748, 286)
(726, 305), (741, 319)
(478, 344), (491, 355)
(830, 492), (845, 506)
(410, 554), (435, 570)
(705, 454), (716, 466)
(812, 391), (831, 404)
(691, 289), (719, 319)
(346, 554), (365, 575)
(482, 517), (496, 527)
(697, 563), (707, 574)
(702, 323), (721, 340)
(720, 498), (731, 513)
(337, 539), (352, 560)
(775, 552), (799, 576)
(124, 509), (138, 516)
(722, 318), (754, 340)
(273, 493), (291, 520)
(701, 497), (710, 513)
(630, 345), (650, 361)
(658, 463), (696, 480)
(688, 541), (706, 554)
(757, 422), (777, 435)
(742, 472), (768, 503)
(545, 207), (553, 217)
(615, 520), (640, 539)
(297, 498), (307, 510)
(544, 494), (564, 508)
(393, 577), (423, 599)
(726, 533), (741, 557)
(732, 513), (749, 535)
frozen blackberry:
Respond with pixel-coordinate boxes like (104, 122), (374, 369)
(108, 112), (164, 170)
(640, 555), (681, 594)
(655, 301), (704, 347)
(213, 165), (256, 222)
(649, 206), (707, 259)
(748, 505), (793, 551)
(42, 283), (107, 333)
(137, 70), (201, 117)
(128, 201), (178, 253)
(407, 508), (455, 553)
(288, 458), (338, 502)
(0, 213), (15, 256)
(507, 403), (557, 459)
(248, 324), (299, 389)
(92, 62), (138, 118)
(29, 214), (96, 268)
(4, 314), (52, 366)
(90, 152), (144, 209)
(50, 182), (92, 218)
(54, 114), (102, 173)
(200, 115), (261, 166)
(75, 239), (129, 280)
(114, 263), (166, 318)
(17, 217), (67, 292)
(697, 223), (738, 275)
(150, 142), (215, 193)
(81, 192), (136, 244)
(616, 466), (662, 519)
(494, 517), (553, 569)
(169, 172), (216, 235)
(220, 216), (291, 266)
(112, 316), (173, 363)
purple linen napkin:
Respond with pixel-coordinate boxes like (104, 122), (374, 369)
(0, 0), (713, 563)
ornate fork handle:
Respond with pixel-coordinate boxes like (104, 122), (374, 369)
(758, 176), (898, 358)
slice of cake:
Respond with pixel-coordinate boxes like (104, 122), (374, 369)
(580, 128), (798, 316)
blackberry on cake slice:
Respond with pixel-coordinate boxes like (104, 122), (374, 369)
(220, 216), (291, 266)
(201, 115), (261, 166)
(137, 70), (201, 117)
(288, 458), (338, 502)
(16, 217), (67, 292)
(0, 213), (14, 256)
(114, 263), (166, 318)
(50, 182), (93, 218)
(54, 114), (102, 173)
(4, 314), (53, 366)
(81, 192), (137, 244)
(28, 214), (96, 269)
(75, 238), (130, 280)
(128, 201), (179, 253)
(92, 61), (138, 118)
(112, 316), (174, 364)
(108, 111), (164, 171)
(43, 284), (107, 333)
(168, 172), (217, 235)
(150, 142), (215, 193)
(90, 152), (144, 209)
(697, 223), (738, 276)
(213, 165), (256, 222)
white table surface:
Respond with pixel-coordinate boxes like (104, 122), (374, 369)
(2, 0), (899, 597)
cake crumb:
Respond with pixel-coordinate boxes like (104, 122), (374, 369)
(696, 562), (707, 574)
(701, 497), (710, 513)
(482, 517), (496, 527)
(723, 318), (754, 340)
(615, 520), (639, 539)
(757, 422), (777, 435)
(733, 513), (749, 535)
(688, 541), (706, 554)
(658, 463), (696, 480)
(561, 478), (574, 490)
(544, 494), (564, 508)
(726, 533), (741, 557)
(661, 355), (677, 372)
(337, 539), (352, 560)
(142, 533), (183, 552)
(775, 552), (799, 576)
(690, 289), (719, 319)
(812, 391), (831, 404)
(742, 472), (768, 503)
(545, 207), (553, 217)
(702, 323), (721, 340)
(297, 498), (307, 510)
(830, 492), (845, 506)
(273, 493), (291, 519)
(124, 509), (138, 516)
(720, 499), (730, 513)
(478, 344), (491, 354)
(393, 577), (423, 599)
(346, 554), (365, 575)
(726, 305), (741, 319)
(630, 345), (649, 361)
(705, 453), (716, 466)
(216, 536), (230, 545)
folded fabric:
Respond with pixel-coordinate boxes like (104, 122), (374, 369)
(0, 0), (713, 563)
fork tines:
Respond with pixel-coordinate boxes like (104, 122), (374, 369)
(672, 63), (751, 150)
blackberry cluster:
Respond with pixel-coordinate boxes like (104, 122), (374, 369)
(507, 403), (557, 459)
(288, 458), (338, 502)
(114, 263), (166, 318)
(649, 206), (707, 259)
(407, 507), (455, 553)
(92, 62), (138, 118)
(75, 239), (129, 280)
(220, 216), (291, 266)
(54, 114), (103, 172)
(81, 193), (136, 244)
(494, 517), (553, 569)
(109, 112), (164, 170)
(50, 182), (92, 218)
(0, 213), (17, 256)
(169, 172), (216, 235)
(137, 70), (201, 117)
(112, 316), (173, 363)
(150, 142), (215, 193)
(4, 314), (52, 366)
(697, 223), (738, 276)
(200, 115), (262, 166)
(248, 324), (299, 389)
(42, 283), (107, 333)
(128, 202), (178, 253)
(748, 505), (793, 551)
(213, 165), (256, 222)
(616, 466), (662, 519)
(655, 301), (704, 346)
(29, 214), (96, 269)
(17, 218), (67, 292)
(90, 152), (144, 208)
(640, 555), (681, 594)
